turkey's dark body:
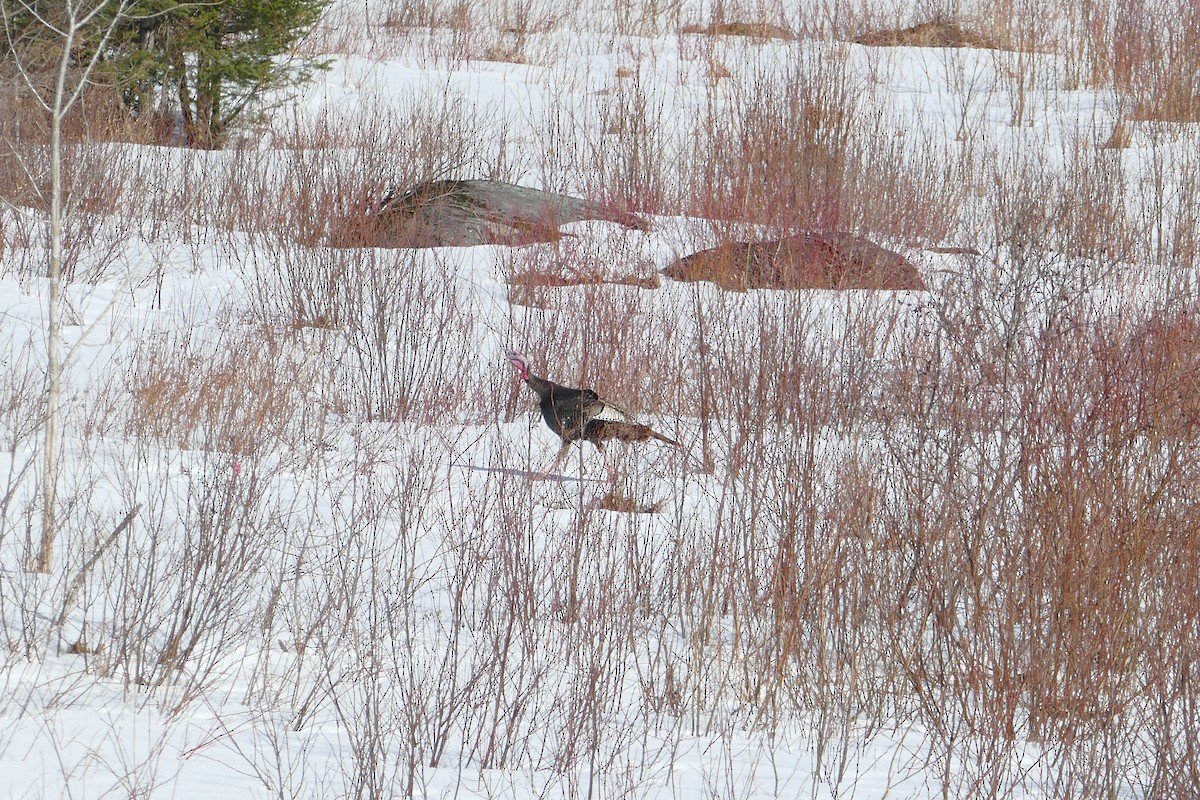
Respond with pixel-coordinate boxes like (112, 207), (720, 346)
(508, 352), (680, 466)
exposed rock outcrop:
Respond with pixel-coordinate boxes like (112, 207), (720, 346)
(340, 179), (650, 248)
(663, 232), (925, 291)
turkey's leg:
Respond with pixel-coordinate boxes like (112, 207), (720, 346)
(551, 441), (573, 471)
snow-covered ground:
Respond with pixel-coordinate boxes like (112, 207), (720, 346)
(2, 1), (1198, 797)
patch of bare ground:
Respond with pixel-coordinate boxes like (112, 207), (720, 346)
(592, 489), (665, 514)
(503, 241), (660, 307)
(663, 231), (924, 291)
(484, 45), (528, 64)
(508, 270), (658, 289)
(854, 18), (1002, 50)
(508, 271), (659, 308)
(681, 21), (796, 41)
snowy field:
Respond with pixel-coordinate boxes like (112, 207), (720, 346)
(2, 0), (1199, 797)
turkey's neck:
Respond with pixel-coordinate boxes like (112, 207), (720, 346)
(524, 373), (554, 399)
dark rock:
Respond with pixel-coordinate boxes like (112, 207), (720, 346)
(341, 179), (650, 248)
(663, 232), (925, 291)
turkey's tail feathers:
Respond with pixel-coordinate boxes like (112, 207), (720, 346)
(588, 420), (681, 449)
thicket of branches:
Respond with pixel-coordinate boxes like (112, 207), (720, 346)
(0, 0), (1198, 797)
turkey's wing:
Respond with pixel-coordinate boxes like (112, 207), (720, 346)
(582, 389), (632, 423)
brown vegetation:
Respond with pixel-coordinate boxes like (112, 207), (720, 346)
(127, 327), (315, 455)
(1098, 303), (1200, 437)
(1116, 0), (1200, 122)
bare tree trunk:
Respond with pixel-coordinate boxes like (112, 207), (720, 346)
(1, 0), (135, 571)
(34, 18), (71, 574)
(176, 61), (197, 146)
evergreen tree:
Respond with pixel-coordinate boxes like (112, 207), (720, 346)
(113, 0), (330, 148)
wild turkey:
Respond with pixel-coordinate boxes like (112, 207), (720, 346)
(508, 351), (680, 467)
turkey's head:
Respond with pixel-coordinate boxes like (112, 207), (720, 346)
(507, 351), (530, 381)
